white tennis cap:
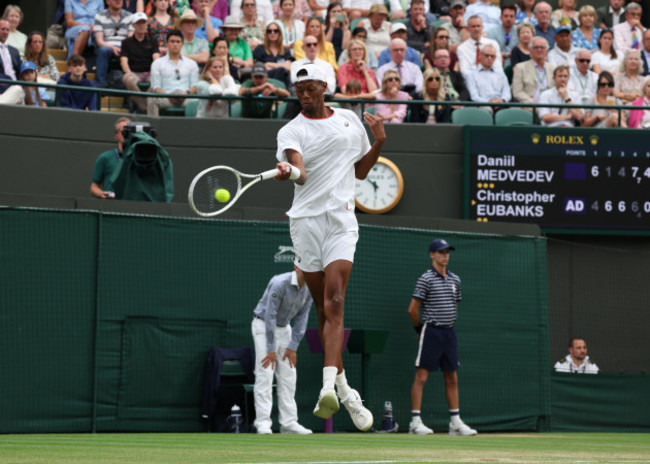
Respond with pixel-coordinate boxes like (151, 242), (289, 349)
(295, 64), (327, 84)
(131, 12), (148, 23)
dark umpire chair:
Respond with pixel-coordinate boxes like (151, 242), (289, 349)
(201, 346), (255, 432)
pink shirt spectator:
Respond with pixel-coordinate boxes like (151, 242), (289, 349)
(375, 90), (409, 123)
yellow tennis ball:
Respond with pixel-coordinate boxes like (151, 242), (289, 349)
(215, 188), (231, 203)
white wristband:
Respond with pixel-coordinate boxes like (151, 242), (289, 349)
(289, 165), (301, 180)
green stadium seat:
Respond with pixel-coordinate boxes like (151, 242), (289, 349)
(451, 107), (494, 125)
(272, 101), (287, 119)
(504, 64), (513, 85)
(430, 19), (449, 28)
(364, 105), (375, 115)
(185, 100), (199, 117)
(160, 107), (186, 117)
(230, 101), (242, 118)
(495, 108), (534, 126)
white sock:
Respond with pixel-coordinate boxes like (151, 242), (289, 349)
(449, 409), (461, 425)
(335, 369), (352, 399)
(322, 366), (338, 391)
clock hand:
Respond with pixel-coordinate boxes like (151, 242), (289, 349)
(367, 178), (379, 191)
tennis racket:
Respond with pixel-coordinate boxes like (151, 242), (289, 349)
(188, 164), (301, 217)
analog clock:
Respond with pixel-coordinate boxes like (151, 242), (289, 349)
(355, 156), (404, 214)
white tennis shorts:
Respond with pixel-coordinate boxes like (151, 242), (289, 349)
(289, 207), (359, 272)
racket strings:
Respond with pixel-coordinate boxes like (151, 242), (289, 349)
(192, 169), (240, 214)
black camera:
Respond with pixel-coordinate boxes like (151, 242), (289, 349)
(122, 122), (159, 164)
(121, 121), (158, 139)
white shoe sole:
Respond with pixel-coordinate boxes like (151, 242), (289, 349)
(313, 390), (339, 419)
(449, 429), (477, 436)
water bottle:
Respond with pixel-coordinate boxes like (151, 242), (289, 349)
(382, 401), (394, 431)
(228, 404), (243, 433)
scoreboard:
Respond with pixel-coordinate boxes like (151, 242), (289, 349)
(464, 127), (650, 232)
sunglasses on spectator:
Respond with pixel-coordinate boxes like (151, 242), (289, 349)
(598, 82), (614, 87)
(531, 46), (546, 50)
(387, 77), (401, 82)
(267, 28), (280, 34)
(242, 3), (255, 6)
(304, 42), (318, 47)
(577, 58), (591, 63)
(437, 35), (449, 39)
(427, 76), (441, 81)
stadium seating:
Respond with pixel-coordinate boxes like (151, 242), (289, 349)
(451, 107), (494, 125)
(495, 108), (534, 126)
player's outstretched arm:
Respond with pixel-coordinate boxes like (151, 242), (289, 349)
(276, 149), (307, 185)
(355, 113), (386, 180)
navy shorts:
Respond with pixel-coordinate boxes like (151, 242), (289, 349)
(415, 324), (459, 372)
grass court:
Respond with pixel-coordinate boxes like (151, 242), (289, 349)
(1, 432), (649, 464)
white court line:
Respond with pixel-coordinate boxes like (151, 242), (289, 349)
(229, 461), (650, 464)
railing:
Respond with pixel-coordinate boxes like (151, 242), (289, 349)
(1, 77), (645, 126)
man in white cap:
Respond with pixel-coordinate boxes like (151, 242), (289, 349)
(378, 22), (421, 67)
(177, 9), (209, 65)
(120, 12), (160, 112)
(274, 63), (386, 432)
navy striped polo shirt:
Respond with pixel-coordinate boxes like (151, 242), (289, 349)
(412, 267), (462, 327)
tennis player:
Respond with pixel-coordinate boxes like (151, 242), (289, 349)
(274, 63), (386, 431)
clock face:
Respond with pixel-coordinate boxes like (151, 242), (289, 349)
(355, 157), (404, 214)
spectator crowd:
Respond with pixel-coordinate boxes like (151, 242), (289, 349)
(1, 0), (650, 126)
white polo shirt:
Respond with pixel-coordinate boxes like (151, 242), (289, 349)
(276, 107), (371, 218)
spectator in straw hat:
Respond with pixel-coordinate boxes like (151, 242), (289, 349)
(222, 14), (254, 80)
(359, 3), (392, 58)
(343, 0), (385, 22)
(176, 9), (210, 65)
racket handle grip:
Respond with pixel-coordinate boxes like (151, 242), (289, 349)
(288, 165), (301, 180)
(264, 165), (301, 181)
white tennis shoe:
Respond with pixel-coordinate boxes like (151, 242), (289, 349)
(313, 388), (339, 419)
(340, 389), (373, 431)
(449, 420), (477, 436)
(280, 422), (313, 434)
(409, 417), (434, 435)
